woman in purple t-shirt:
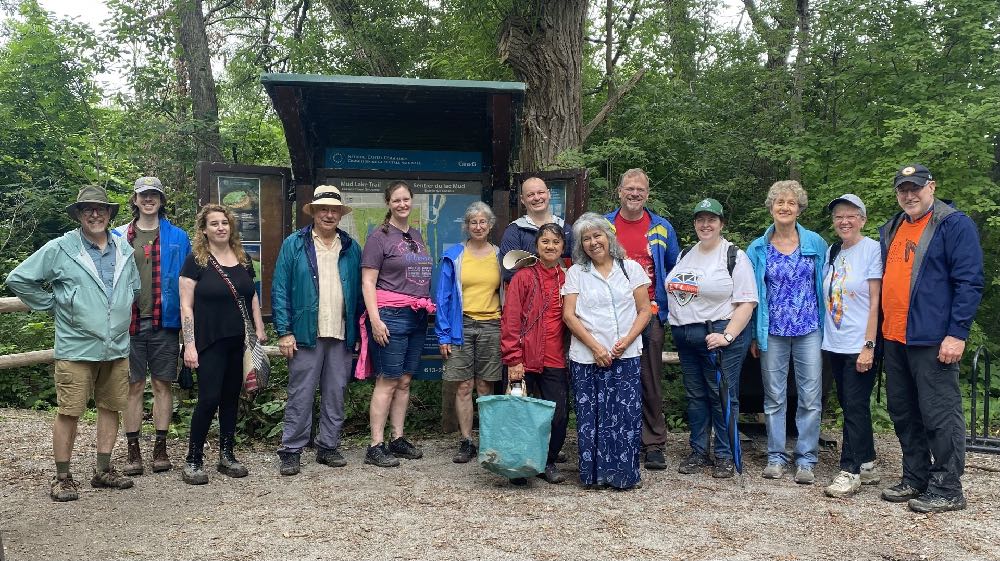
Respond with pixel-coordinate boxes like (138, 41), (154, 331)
(360, 181), (435, 468)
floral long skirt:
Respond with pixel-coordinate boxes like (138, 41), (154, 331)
(570, 357), (642, 489)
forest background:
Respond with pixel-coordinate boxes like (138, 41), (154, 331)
(0, 0), (997, 441)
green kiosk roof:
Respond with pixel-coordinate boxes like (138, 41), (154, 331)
(261, 73), (525, 186)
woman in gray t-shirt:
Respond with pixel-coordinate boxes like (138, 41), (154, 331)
(360, 181), (434, 468)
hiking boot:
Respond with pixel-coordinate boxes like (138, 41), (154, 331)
(794, 465), (815, 485)
(182, 461), (209, 485)
(824, 470), (861, 498)
(644, 448), (667, 470)
(217, 434), (248, 478)
(712, 458), (736, 479)
(881, 481), (923, 503)
(123, 439), (144, 476)
(908, 492), (967, 514)
(509, 477), (529, 486)
(859, 461), (880, 485)
(452, 438), (477, 464)
(762, 462), (787, 479)
(364, 443), (400, 468)
(677, 452), (711, 475)
(151, 438), (172, 473)
(388, 436), (423, 460)
(537, 463), (566, 484)
(278, 451), (300, 476)
(91, 468), (134, 490)
(50, 475), (79, 502)
(316, 447), (347, 468)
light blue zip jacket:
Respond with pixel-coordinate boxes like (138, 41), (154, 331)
(113, 217), (191, 329)
(434, 242), (502, 345)
(6, 229), (141, 361)
(745, 223), (827, 352)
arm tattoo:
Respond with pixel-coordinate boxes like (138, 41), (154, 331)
(182, 316), (195, 345)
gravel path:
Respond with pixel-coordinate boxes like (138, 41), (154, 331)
(1, 408), (998, 560)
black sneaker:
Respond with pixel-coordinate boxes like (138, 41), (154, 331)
(881, 481), (923, 503)
(677, 452), (711, 474)
(555, 451), (568, 464)
(364, 443), (400, 468)
(316, 447), (347, 468)
(908, 492), (967, 514)
(536, 463), (566, 484)
(712, 458), (736, 479)
(388, 436), (423, 460)
(452, 439), (477, 464)
(509, 477), (529, 486)
(278, 451), (300, 476)
(644, 449), (667, 470)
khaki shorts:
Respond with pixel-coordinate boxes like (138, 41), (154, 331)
(442, 317), (502, 382)
(54, 358), (129, 416)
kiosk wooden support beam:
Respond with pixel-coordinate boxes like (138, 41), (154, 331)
(0, 297), (29, 313)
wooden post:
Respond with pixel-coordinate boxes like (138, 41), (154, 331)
(440, 381), (460, 434)
(0, 297), (29, 313)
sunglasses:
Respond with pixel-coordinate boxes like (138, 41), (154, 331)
(401, 231), (418, 253)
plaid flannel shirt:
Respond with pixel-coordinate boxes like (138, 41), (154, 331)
(127, 222), (161, 334)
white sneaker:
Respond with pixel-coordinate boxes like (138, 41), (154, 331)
(824, 470), (861, 498)
(859, 461), (880, 485)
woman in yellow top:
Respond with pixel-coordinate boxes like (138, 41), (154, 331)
(434, 202), (503, 463)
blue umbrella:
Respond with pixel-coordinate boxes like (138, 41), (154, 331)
(706, 321), (742, 475)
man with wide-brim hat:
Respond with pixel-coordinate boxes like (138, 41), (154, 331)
(113, 176), (191, 478)
(272, 185), (362, 476)
(7, 184), (141, 501)
(878, 164), (984, 513)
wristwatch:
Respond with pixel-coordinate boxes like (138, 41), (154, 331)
(722, 332), (734, 343)
(864, 340), (875, 349)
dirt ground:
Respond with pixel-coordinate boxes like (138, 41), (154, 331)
(1, 408), (998, 561)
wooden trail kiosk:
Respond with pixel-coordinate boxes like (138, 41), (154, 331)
(217, 74), (546, 431)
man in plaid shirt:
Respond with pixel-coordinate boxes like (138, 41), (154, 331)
(114, 177), (191, 476)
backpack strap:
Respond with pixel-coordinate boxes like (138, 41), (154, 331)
(680, 244), (738, 277)
(618, 259), (630, 280)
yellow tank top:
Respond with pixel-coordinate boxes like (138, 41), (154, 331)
(461, 251), (501, 320)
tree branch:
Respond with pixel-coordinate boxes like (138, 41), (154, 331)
(581, 68), (645, 143)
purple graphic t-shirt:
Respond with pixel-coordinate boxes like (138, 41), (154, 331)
(361, 224), (433, 298)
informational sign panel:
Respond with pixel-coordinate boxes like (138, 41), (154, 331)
(325, 147), (482, 173)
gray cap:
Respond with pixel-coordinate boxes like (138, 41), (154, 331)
(133, 176), (164, 194)
(827, 193), (866, 217)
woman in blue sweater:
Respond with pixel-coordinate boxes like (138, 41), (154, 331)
(746, 180), (827, 485)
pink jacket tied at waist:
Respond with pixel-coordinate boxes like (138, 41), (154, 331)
(354, 289), (436, 380)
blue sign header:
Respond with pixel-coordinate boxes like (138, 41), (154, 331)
(325, 147), (482, 173)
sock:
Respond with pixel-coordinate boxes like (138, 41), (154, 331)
(96, 453), (112, 473)
(55, 461), (70, 478)
(125, 431), (140, 443)
(155, 429), (167, 441)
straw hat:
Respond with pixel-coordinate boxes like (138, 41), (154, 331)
(303, 185), (352, 215)
(502, 249), (538, 271)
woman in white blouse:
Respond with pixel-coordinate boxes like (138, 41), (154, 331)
(562, 212), (651, 490)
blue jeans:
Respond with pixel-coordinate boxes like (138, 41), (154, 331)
(369, 306), (428, 379)
(672, 320), (750, 461)
(759, 330), (822, 467)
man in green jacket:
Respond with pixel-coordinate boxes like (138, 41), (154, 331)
(6, 185), (141, 502)
(272, 185), (362, 476)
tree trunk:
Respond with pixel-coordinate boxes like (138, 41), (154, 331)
(499, 0), (587, 169)
(789, 0), (809, 180)
(176, 0), (224, 162)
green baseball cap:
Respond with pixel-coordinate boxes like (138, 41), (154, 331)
(692, 198), (724, 218)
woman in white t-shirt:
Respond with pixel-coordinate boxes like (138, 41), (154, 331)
(666, 198), (758, 479)
(821, 194), (882, 498)
(562, 212), (652, 490)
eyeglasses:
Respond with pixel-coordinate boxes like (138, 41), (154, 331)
(895, 183), (926, 195)
(833, 214), (862, 223)
(468, 220), (490, 228)
(401, 231), (418, 253)
(79, 205), (110, 216)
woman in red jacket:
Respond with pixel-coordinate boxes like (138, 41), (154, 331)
(500, 223), (568, 485)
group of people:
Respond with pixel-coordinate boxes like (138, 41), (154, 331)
(5, 163), (983, 515)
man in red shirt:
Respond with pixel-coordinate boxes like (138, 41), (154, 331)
(605, 169), (680, 469)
